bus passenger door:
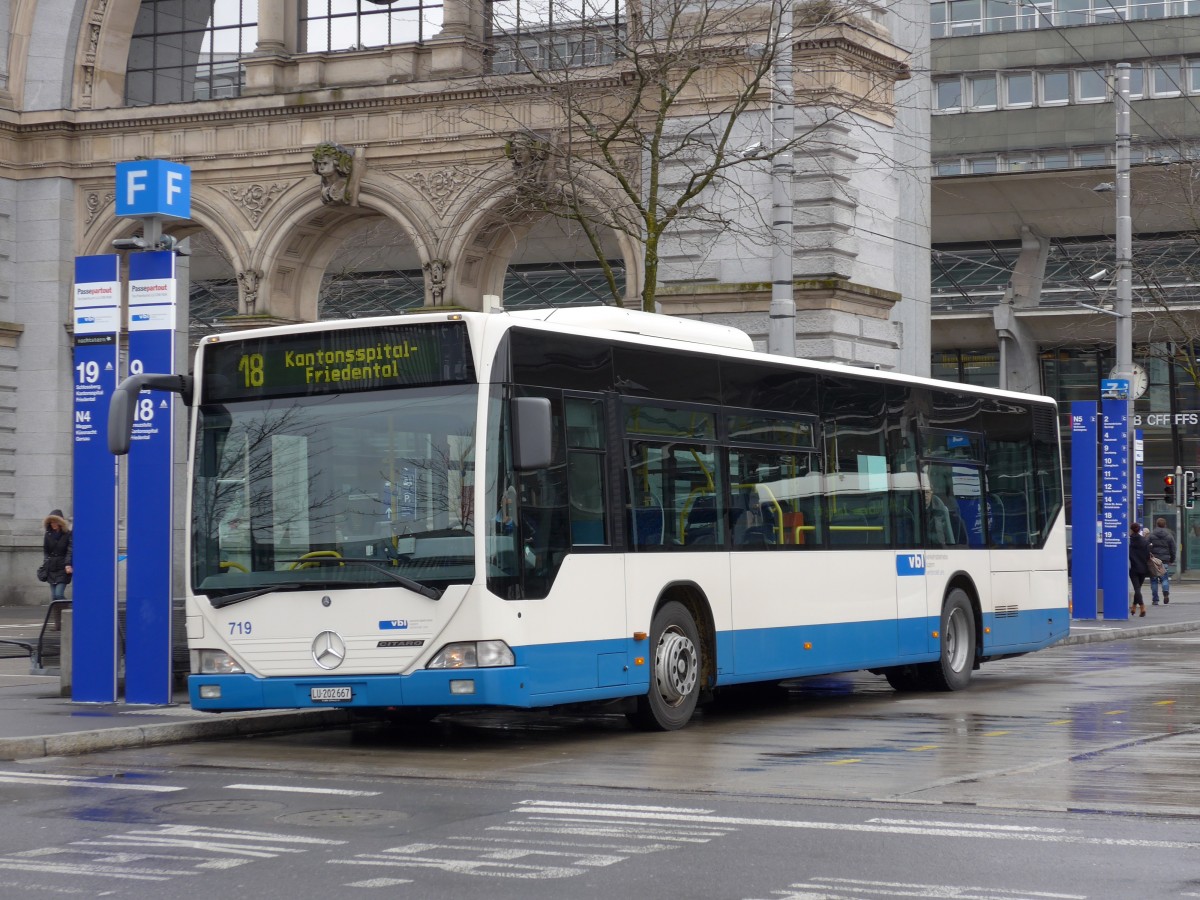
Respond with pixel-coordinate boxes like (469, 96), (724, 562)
(895, 551), (928, 657)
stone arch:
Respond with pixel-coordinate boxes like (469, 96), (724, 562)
(250, 174), (433, 322)
(76, 197), (245, 337)
(442, 166), (644, 310)
(79, 186), (250, 271)
(71, 0), (140, 110)
(6, 0), (96, 111)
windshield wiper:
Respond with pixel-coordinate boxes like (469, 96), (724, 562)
(205, 583), (306, 609)
(276, 558), (443, 600)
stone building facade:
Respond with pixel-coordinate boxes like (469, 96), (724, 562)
(0, 0), (929, 603)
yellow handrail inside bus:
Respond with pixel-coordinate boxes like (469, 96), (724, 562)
(290, 550), (344, 569)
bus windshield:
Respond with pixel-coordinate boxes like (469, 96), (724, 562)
(191, 384), (478, 598)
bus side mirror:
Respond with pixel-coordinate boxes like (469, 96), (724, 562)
(108, 373), (194, 456)
(511, 396), (552, 471)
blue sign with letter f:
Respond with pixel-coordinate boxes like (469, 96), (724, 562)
(115, 160), (191, 219)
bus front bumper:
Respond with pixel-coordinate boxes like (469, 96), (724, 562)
(188, 666), (533, 712)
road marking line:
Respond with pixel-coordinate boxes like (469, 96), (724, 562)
(983, 730), (1010, 736)
(520, 799), (714, 814)
(515, 801), (1200, 849)
(760, 877), (1087, 900)
(907, 745), (939, 751)
(1153, 699), (1176, 705)
(828, 758), (861, 765)
(1049, 719), (1071, 725)
(868, 818), (1068, 834)
(225, 783), (380, 797)
(455, 835), (680, 855)
(491, 822), (723, 842)
(332, 853), (585, 879)
(1103, 710), (1125, 716)
(347, 878), (413, 887)
(0, 859), (184, 881)
(0, 772), (183, 793)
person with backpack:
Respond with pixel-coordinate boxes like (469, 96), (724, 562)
(1147, 516), (1177, 606)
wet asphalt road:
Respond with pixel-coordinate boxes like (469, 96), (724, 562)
(0, 633), (1197, 898)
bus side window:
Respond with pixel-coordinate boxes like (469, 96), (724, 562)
(565, 398), (608, 547)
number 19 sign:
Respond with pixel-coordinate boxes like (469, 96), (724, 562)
(73, 255), (122, 702)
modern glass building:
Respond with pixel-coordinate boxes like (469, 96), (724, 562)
(929, 4), (1200, 567)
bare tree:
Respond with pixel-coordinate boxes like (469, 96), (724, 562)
(478, 0), (912, 312)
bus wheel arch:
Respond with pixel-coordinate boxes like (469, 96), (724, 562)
(628, 582), (714, 731)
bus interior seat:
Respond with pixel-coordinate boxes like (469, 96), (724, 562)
(684, 494), (719, 545)
(632, 505), (664, 547)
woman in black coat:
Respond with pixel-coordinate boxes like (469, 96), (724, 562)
(1128, 522), (1151, 618)
(42, 509), (73, 602)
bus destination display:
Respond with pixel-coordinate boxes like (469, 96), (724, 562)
(202, 322), (474, 401)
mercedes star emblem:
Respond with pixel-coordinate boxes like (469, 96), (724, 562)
(312, 631), (347, 670)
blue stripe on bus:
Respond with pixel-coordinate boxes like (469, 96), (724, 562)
(188, 607), (1069, 712)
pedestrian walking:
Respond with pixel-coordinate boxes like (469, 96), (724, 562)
(41, 509), (73, 602)
(1147, 516), (1177, 605)
(1129, 522), (1151, 617)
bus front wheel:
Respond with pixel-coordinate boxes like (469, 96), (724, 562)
(630, 601), (702, 731)
(883, 589), (976, 693)
(925, 589), (976, 691)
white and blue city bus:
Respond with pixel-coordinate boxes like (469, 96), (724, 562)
(110, 307), (1068, 730)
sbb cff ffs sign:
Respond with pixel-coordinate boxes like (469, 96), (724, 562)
(115, 160), (191, 219)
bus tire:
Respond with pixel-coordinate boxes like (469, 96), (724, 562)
(923, 588), (976, 692)
(883, 665), (926, 692)
(629, 601), (702, 731)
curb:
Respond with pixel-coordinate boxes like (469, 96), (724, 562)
(0, 707), (353, 762)
(1060, 619), (1200, 645)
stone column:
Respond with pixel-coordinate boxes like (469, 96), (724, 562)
(430, 0), (488, 76)
(256, 0), (290, 53)
(440, 0), (485, 39)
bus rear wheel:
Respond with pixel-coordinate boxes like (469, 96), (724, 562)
(630, 601), (702, 731)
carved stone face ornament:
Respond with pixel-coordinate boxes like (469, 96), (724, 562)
(311, 142), (356, 205)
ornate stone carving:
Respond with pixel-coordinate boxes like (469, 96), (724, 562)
(312, 142), (357, 205)
(237, 269), (264, 315)
(84, 190), (114, 226)
(80, 66), (94, 105)
(397, 166), (475, 216)
(85, 24), (100, 62)
(505, 130), (554, 189)
(423, 258), (449, 305)
(222, 182), (288, 228)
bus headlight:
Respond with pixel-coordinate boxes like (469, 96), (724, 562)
(197, 649), (245, 675)
(427, 641), (515, 669)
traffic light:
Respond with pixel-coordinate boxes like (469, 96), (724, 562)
(1164, 473), (1176, 504)
(1187, 470), (1197, 509)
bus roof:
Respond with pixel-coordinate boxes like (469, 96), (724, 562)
(505, 307), (755, 352)
(196, 307), (1055, 409)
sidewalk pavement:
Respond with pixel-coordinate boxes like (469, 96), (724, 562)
(0, 589), (1197, 763)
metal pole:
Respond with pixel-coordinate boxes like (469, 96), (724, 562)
(766, 0), (795, 357)
(1176, 465), (1184, 571)
(1114, 62), (1134, 525)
